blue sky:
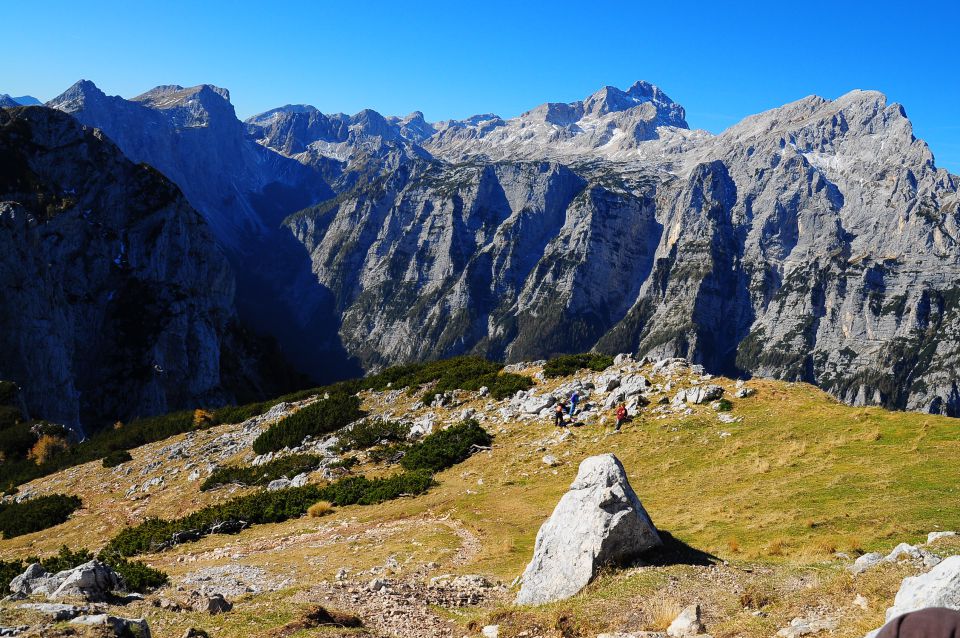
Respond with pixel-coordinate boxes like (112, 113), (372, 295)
(4, 0), (959, 172)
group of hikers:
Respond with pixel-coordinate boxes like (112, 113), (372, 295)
(552, 390), (631, 431)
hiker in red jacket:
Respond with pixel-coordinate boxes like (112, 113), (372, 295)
(615, 403), (628, 431)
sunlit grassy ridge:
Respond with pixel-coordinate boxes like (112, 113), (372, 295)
(1, 360), (959, 637)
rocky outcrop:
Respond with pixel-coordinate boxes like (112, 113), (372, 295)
(867, 555), (960, 637)
(515, 453), (661, 605)
(10, 560), (123, 601)
(0, 106), (254, 432)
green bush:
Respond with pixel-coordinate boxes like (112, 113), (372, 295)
(0, 422), (37, 460)
(367, 443), (410, 464)
(543, 353), (615, 378)
(0, 494), (82, 538)
(328, 455), (359, 470)
(335, 419), (409, 453)
(485, 372), (535, 399)
(401, 420), (491, 473)
(252, 393), (364, 454)
(200, 454), (324, 491)
(716, 398), (733, 412)
(99, 552), (168, 592)
(102, 449), (133, 468)
(360, 356), (503, 398)
(105, 470), (432, 557)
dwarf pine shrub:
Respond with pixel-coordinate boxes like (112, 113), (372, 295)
(200, 454), (324, 491)
(400, 419), (491, 473)
(0, 494), (82, 538)
(252, 393), (364, 454)
(543, 353), (614, 378)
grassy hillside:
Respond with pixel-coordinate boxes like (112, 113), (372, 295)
(0, 358), (958, 637)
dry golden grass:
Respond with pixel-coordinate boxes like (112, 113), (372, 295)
(643, 598), (685, 631)
(307, 500), (334, 518)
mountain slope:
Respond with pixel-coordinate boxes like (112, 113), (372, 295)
(2, 356), (959, 637)
(0, 106), (256, 432)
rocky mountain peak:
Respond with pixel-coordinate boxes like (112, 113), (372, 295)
(45, 79), (110, 112)
(131, 84), (237, 130)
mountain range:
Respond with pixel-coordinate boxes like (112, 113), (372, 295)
(2, 78), (959, 429)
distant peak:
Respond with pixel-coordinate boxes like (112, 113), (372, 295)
(133, 84), (232, 107)
(46, 79), (109, 110)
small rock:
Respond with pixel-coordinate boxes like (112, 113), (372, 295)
(849, 552), (884, 574)
(70, 614), (151, 637)
(667, 604), (706, 637)
(542, 455), (559, 467)
(17, 602), (86, 621)
(927, 531), (957, 544)
(482, 625), (499, 638)
(852, 594), (869, 610)
(267, 478), (291, 491)
(194, 593), (232, 615)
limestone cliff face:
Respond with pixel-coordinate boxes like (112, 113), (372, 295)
(39, 78), (960, 416)
(0, 107), (240, 433)
(279, 89), (960, 415)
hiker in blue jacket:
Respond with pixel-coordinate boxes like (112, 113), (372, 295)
(568, 391), (579, 417)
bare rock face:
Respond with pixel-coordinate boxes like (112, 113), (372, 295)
(36, 78), (960, 417)
(516, 453), (661, 605)
(0, 106), (245, 433)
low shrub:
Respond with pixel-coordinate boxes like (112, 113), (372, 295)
(335, 419), (409, 453)
(99, 552), (168, 592)
(715, 398), (733, 412)
(105, 470), (432, 557)
(28, 434), (70, 465)
(200, 454), (323, 491)
(102, 449), (133, 468)
(0, 494), (82, 538)
(361, 356), (506, 402)
(0, 405), (21, 430)
(328, 456), (359, 470)
(484, 372), (535, 399)
(0, 381), (19, 406)
(307, 501), (334, 518)
(367, 443), (409, 464)
(401, 420), (491, 473)
(253, 393), (364, 454)
(543, 353), (614, 378)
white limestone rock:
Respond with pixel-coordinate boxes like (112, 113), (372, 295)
(515, 454), (661, 605)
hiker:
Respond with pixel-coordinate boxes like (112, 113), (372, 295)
(554, 401), (566, 427)
(876, 607), (960, 637)
(568, 391), (579, 417)
(615, 402), (628, 431)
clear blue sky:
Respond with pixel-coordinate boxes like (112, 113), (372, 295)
(3, 0), (959, 172)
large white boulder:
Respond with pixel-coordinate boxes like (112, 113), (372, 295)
(866, 555), (960, 637)
(515, 454), (661, 605)
(9, 561), (123, 601)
